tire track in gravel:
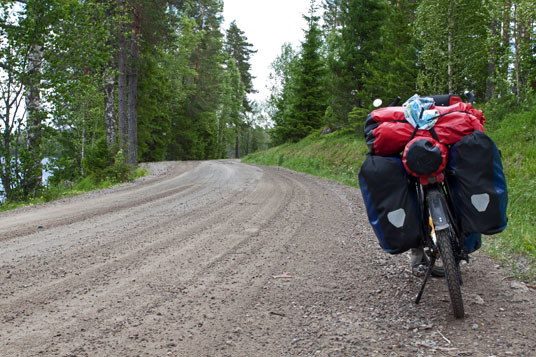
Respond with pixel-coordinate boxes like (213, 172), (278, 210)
(47, 165), (302, 357)
(1, 160), (535, 357)
(0, 161), (202, 242)
(0, 161), (295, 356)
(0, 162), (262, 306)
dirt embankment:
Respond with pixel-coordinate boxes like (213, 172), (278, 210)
(0, 160), (534, 356)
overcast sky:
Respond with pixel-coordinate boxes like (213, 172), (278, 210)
(222, 0), (312, 103)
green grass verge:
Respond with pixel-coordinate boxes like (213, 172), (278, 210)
(0, 166), (150, 213)
(243, 108), (536, 281)
(243, 127), (369, 187)
(484, 106), (536, 281)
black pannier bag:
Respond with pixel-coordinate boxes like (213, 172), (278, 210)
(358, 154), (423, 254)
(446, 131), (508, 235)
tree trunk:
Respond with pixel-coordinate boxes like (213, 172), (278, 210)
(25, 43), (44, 197)
(502, 1), (511, 51)
(447, 1), (454, 94)
(235, 130), (239, 159)
(104, 67), (116, 149)
(513, 3), (521, 102)
(487, 18), (498, 101)
(1, 129), (12, 200)
(104, 0), (117, 152)
(127, 8), (140, 166)
(117, 0), (128, 159)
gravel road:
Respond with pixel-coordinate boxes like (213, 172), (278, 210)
(0, 160), (534, 356)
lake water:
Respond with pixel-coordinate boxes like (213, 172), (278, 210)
(0, 158), (52, 201)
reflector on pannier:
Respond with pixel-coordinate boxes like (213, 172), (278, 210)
(358, 154), (423, 254)
(445, 131), (508, 235)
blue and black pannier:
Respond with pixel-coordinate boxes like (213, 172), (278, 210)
(446, 130), (508, 235)
(464, 232), (482, 254)
(358, 154), (423, 254)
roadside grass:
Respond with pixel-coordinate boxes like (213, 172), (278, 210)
(484, 106), (536, 281)
(243, 108), (536, 281)
(243, 127), (369, 187)
(0, 166), (150, 213)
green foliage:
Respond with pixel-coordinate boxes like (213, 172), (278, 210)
(132, 166), (150, 180)
(239, 120), (269, 156)
(167, 0), (226, 160)
(347, 106), (369, 128)
(218, 56), (245, 157)
(82, 137), (132, 184)
(267, 43), (299, 146)
(270, 3), (327, 143)
(225, 20), (257, 112)
(324, 0), (385, 125)
(415, 0), (489, 99)
(485, 0), (536, 102)
(365, 0), (418, 104)
(484, 101), (536, 280)
(287, 5), (327, 140)
(137, 46), (172, 162)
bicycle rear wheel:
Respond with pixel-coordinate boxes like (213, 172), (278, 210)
(436, 229), (464, 318)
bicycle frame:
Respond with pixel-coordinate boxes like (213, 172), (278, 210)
(414, 179), (468, 318)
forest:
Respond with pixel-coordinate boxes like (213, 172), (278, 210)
(268, 0), (535, 144)
(0, 0), (535, 205)
(0, 0), (266, 203)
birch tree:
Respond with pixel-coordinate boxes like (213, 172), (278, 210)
(415, 0), (489, 100)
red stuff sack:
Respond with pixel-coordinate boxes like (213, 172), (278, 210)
(364, 102), (486, 156)
(403, 137), (448, 185)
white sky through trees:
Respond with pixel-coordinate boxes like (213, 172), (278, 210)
(222, 0), (311, 103)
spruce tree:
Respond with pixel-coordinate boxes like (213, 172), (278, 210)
(279, 1), (327, 142)
(324, 0), (385, 125)
(267, 43), (299, 145)
(366, 0), (418, 104)
(137, 46), (173, 162)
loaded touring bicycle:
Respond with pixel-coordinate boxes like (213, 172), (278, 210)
(359, 94), (508, 318)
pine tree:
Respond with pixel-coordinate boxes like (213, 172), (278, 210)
(168, 0), (225, 160)
(223, 57), (245, 158)
(225, 21), (257, 112)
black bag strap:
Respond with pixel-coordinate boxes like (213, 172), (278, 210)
(407, 110), (471, 142)
(409, 126), (420, 141)
(429, 127), (440, 142)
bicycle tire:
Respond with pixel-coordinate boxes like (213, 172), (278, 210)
(436, 229), (465, 318)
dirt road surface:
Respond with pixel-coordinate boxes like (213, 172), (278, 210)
(0, 160), (534, 356)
